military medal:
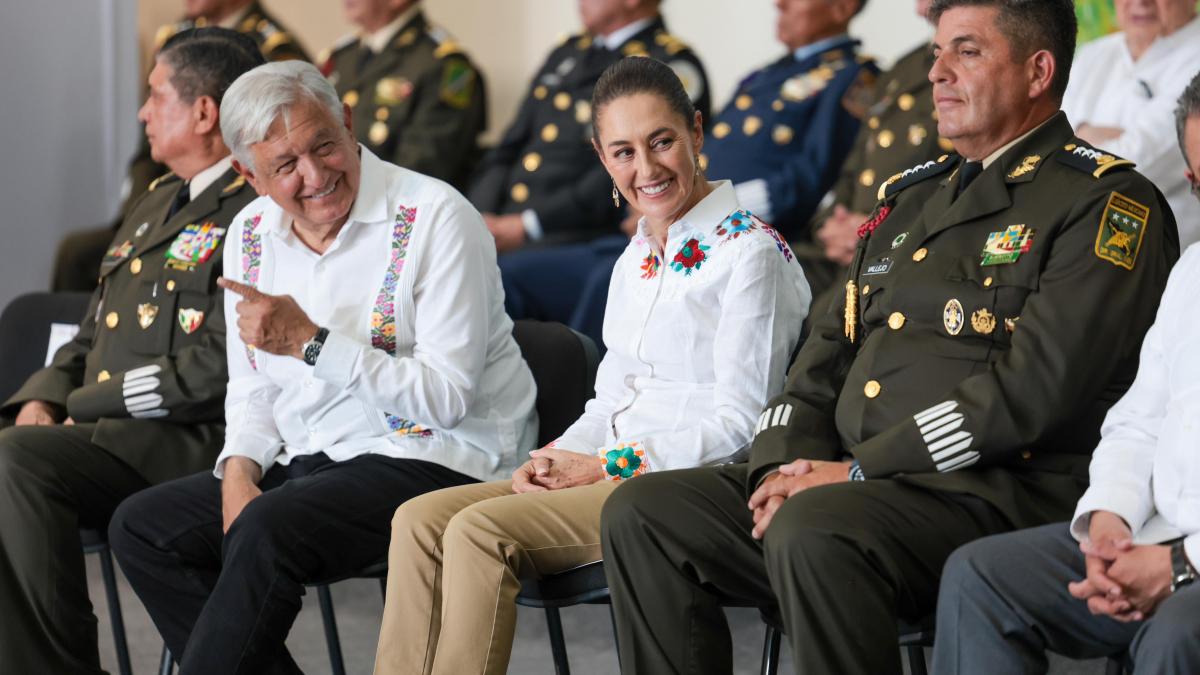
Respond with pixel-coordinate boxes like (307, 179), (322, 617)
(375, 77), (413, 106)
(178, 308), (204, 334)
(135, 222), (150, 238)
(166, 222), (225, 271)
(137, 303), (159, 329)
(369, 121), (389, 145)
(943, 299), (964, 335)
(970, 308), (996, 335)
(102, 240), (134, 264)
(981, 225), (1035, 266)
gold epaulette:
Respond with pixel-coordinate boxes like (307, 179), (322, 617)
(148, 171), (177, 192)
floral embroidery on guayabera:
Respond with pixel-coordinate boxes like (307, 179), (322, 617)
(602, 441), (649, 480)
(716, 210), (757, 243)
(240, 213), (263, 368)
(670, 236), (710, 275)
(370, 205), (435, 438)
(762, 224), (795, 262)
(640, 252), (661, 280)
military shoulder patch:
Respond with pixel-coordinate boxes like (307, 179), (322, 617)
(433, 40), (464, 60)
(148, 171), (178, 192)
(1058, 143), (1136, 179)
(1095, 192), (1150, 270)
(878, 154), (957, 201)
(439, 59), (476, 109)
(841, 67), (877, 120)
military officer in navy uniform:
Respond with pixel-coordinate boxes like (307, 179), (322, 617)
(805, 0), (952, 299)
(468, 0), (709, 252)
(601, 2), (1181, 673)
(0, 29), (261, 673)
(319, 0), (486, 189)
(498, 0), (873, 348)
(50, 0), (308, 293)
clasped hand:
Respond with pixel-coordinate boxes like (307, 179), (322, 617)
(747, 459), (851, 540)
(217, 277), (317, 359)
(511, 447), (606, 493)
(1067, 511), (1172, 622)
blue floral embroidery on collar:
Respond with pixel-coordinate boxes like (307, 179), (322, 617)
(716, 210), (757, 244)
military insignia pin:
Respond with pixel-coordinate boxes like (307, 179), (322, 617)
(981, 225), (1035, 266)
(1095, 192), (1149, 270)
(891, 233), (908, 249)
(943, 299), (965, 336)
(178, 308), (204, 334)
(1007, 155), (1041, 179)
(439, 61), (475, 109)
(137, 303), (159, 330)
(971, 308), (996, 335)
(103, 240), (134, 264)
(375, 77), (413, 106)
(135, 222), (150, 238)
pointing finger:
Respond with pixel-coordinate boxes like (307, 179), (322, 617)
(217, 277), (265, 301)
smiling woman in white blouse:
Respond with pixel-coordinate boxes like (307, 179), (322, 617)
(372, 56), (812, 675)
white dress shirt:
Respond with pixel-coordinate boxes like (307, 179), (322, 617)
(217, 147), (537, 481)
(1062, 17), (1200, 247)
(551, 181), (811, 477)
(1071, 243), (1200, 567)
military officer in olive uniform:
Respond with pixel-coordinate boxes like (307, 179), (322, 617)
(601, 2), (1180, 673)
(703, 0), (877, 238)
(319, 0), (486, 189)
(49, 0), (307, 294)
(0, 29), (261, 674)
(469, 0), (709, 252)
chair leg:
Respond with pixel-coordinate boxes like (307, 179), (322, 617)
(905, 645), (928, 675)
(378, 576), (387, 599)
(316, 584), (347, 675)
(97, 544), (134, 675)
(543, 606), (571, 675)
(158, 645), (174, 675)
(761, 624), (782, 675)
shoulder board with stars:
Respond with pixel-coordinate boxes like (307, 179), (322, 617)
(1057, 142), (1136, 179)
(653, 31), (691, 57)
(148, 171), (178, 192)
(877, 154), (957, 201)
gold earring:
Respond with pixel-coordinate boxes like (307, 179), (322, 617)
(612, 181), (620, 208)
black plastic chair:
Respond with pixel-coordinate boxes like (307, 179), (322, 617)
(309, 319), (601, 675)
(759, 615), (932, 675)
(0, 292), (139, 675)
(515, 560), (615, 675)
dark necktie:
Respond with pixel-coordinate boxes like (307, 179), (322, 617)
(166, 182), (190, 220)
(955, 161), (983, 200)
(357, 45), (375, 74)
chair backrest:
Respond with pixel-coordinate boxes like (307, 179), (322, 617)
(0, 291), (92, 402)
(511, 319), (600, 447)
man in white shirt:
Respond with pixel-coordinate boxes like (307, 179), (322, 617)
(933, 73), (1200, 675)
(108, 60), (537, 674)
(1062, 0), (1200, 247)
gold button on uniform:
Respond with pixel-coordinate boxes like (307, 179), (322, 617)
(375, 107), (390, 121)
(97, 370), (111, 383)
(343, 90), (359, 108)
(859, 169), (876, 187)
(772, 125), (794, 145)
(898, 93), (915, 111)
(735, 94), (752, 110)
(877, 130), (895, 148)
(983, 277), (994, 288)
(166, 279), (176, 292)
(862, 284), (871, 295)
(771, 100), (784, 112)
(912, 248), (928, 262)
(533, 85), (548, 100)
(888, 312), (906, 330)
(554, 92), (571, 110)
(541, 124), (559, 143)
(712, 122), (731, 139)
(511, 183), (529, 203)
(939, 137), (955, 152)
(742, 116), (762, 136)
(1021, 450), (1033, 460)
(575, 100), (591, 124)
(864, 380), (882, 398)
(523, 153), (542, 172)
(868, 116), (880, 130)
(368, 121), (389, 145)
(130, 258), (142, 275)
(908, 124), (927, 146)
(105, 312), (119, 329)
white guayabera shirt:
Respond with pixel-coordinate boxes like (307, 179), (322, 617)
(1071, 245), (1200, 566)
(550, 181), (812, 481)
(216, 147), (537, 481)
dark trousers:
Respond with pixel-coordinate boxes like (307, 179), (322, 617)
(0, 424), (149, 674)
(600, 464), (1012, 675)
(935, 523), (1200, 674)
(108, 453), (475, 675)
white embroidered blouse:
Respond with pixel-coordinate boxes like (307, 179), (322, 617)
(215, 147), (538, 481)
(551, 181), (811, 479)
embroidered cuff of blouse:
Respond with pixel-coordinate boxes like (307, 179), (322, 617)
(521, 209), (543, 241)
(312, 330), (362, 390)
(1070, 486), (1150, 543)
(599, 441), (650, 481)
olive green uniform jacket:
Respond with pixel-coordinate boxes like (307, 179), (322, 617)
(748, 113), (1180, 529)
(321, 11), (486, 190)
(5, 169), (256, 484)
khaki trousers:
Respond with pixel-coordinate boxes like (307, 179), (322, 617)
(373, 479), (618, 675)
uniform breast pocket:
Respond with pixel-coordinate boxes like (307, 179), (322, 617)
(163, 263), (218, 355)
(129, 280), (173, 356)
(945, 253), (1041, 341)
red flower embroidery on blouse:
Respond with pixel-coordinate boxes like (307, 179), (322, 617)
(671, 237), (709, 275)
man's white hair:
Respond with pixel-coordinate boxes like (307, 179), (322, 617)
(220, 60), (343, 170)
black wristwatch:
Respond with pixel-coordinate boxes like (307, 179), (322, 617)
(301, 327), (329, 366)
(1170, 541), (1196, 593)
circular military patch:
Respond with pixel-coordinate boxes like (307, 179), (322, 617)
(943, 299), (964, 336)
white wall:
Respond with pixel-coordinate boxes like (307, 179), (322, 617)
(0, 0), (140, 310)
